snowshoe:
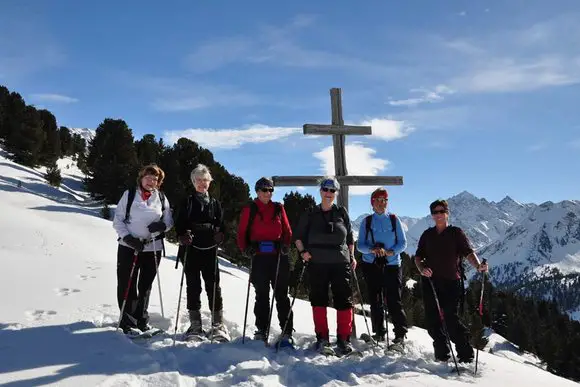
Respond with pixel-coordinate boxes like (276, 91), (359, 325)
(127, 327), (164, 340)
(315, 338), (336, 356)
(253, 330), (267, 342)
(386, 337), (405, 353)
(208, 323), (230, 343)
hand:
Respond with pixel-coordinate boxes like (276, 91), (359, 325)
(281, 245), (290, 255)
(179, 232), (193, 246)
(420, 267), (433, 277)
(385, 250), (395, 257)
(214, 231), (225, 244)
(243, 246), (256, 258)
(371, 248), (385, 257)
(351, 259), (357, 270)
(477, 261), (489, 273)
(300, 251), (312, 262)
(147, 221), (166, 233)
(123, 235), (144, 252)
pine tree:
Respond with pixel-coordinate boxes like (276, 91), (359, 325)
(44, 163), (63, 187)
(135, 134), (163, 166)
(37, 109), (61, 166)
(59, 126), (73, 156)
(0, 85), (10, 143)
(85, 119), (138, 204)
(4, 96), (45, 167)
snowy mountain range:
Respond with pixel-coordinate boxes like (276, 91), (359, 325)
(68, 127), (95, 143)
(353, 191), (580, 318)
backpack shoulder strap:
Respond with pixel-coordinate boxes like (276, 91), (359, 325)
(124, 187), (136, 224)
(389, 213), (398, 246)
(273, 202), (282, 220)
(365, 215), (375, 245)
(159, 190), (166, 215)
(245, 201), (259, 245)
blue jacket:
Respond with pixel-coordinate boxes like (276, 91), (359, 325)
(356, 212), (407, 265)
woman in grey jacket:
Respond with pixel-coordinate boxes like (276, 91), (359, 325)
(294, 176), (357, 356)
(113, 164), (173, 333)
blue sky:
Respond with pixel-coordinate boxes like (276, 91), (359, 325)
(1, 0), (579, 218)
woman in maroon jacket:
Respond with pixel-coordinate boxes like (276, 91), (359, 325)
(237, 177), (293, 346)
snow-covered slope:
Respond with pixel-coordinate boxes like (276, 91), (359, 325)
(68, 127), (95, 144)
(1, 154), (576, 386)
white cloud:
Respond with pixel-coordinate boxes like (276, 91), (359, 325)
(29, 93), (78, 104)
(527, 144), (546, 152)
(313, 143), (390, 195)
(297, 186), (306, 191)
(458, 11), (467, 16)
(163, 124), (300, 148)
(388, 85), (455, 106)
(358, 118), (415, 141)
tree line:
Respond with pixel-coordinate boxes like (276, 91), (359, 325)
(0, 85), (87, 186)
(2, 83), (579, 383)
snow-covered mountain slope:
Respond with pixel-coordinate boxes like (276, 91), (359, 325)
(68, 127), (95, 144)
(1, 156), (577, 386)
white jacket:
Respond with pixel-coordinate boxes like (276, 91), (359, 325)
(113, 187), (173, 252)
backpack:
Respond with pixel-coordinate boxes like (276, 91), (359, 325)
(364, 213), (398, 246)
(245, 200), (282, 245)
(124, 186), (166, 224)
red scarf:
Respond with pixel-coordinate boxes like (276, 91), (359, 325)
(141, 189), (152, 201)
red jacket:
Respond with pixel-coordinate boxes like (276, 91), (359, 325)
(237, 199), (292, 251)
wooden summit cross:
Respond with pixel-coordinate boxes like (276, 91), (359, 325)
(272, 88), (404, 338)
(272, 87), (403, 211)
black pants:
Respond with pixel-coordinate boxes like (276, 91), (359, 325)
(117, 244), (161, 327)
(309, 262), (353, 310)
(361, 262), (408, 338)
(251, 254), (293, 334)
(183, 246), (223, 313)
(422, 277), (473, 360)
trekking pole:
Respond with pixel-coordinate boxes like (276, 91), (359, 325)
(152, 233), (165, 318)
(276, 261), (308, 352)
(242, 254), (255, 344)
(381, 264), (390, 348)
(209, 247), (220, 344)
(172, 234), (190, 347)
(475, 259), (487, 376)
(353, 266), (377, 355)
(265, 250), (282, 345)
(117, 250), (139, 332)
(428, 277), (460, 376)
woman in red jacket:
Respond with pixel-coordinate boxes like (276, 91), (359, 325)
(237, 177), (293, 347)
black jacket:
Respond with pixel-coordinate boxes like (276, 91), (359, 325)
(175, 192), (224, 249)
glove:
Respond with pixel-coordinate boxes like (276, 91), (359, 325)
(214, 231), (225, 244)
(147, 221), (166, 233)
(123, 235), (144, 252)
(179, 232), (193, 246)
(243, 246), (256, 258)
(281, 245), (290, 255)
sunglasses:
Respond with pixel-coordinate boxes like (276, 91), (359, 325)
(321, 187), (336, 193)
(259, 188), (274, 193)
(431, 209), (447, 215)
(373, 198), (388, 203)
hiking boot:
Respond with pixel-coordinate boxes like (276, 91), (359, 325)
(185, 310), (203, 336)
(392, 336), (405, 346)
(254, 330), (267, 341)
(336, 336), (354, 356)
(458, 356), (474, 364)
(137, 322), (153, 332)
(435, 353), (450, 362)
(372, 333), (386, 342)
(209, 323), (230, 342)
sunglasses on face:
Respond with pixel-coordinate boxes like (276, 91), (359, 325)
(431, 209), (447, 215)
(260, 188), (274, 193)
(321, 187), (336, 193)
(374, 198), (388, 203)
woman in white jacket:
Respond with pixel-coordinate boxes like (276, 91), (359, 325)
(113, 164), (173, 333)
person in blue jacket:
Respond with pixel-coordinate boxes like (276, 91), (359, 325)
(357, 187), (408, 346)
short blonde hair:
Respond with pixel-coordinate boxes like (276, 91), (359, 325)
(190, 163), (213, 184)
(137, 164), (165, 187)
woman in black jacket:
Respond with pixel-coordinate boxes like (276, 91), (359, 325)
(174, 163), (229, 342)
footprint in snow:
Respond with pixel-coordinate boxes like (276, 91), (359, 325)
(25, 310), (57, 321)
(56, 288), (81, 296)
(78, 274), (97, 280)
